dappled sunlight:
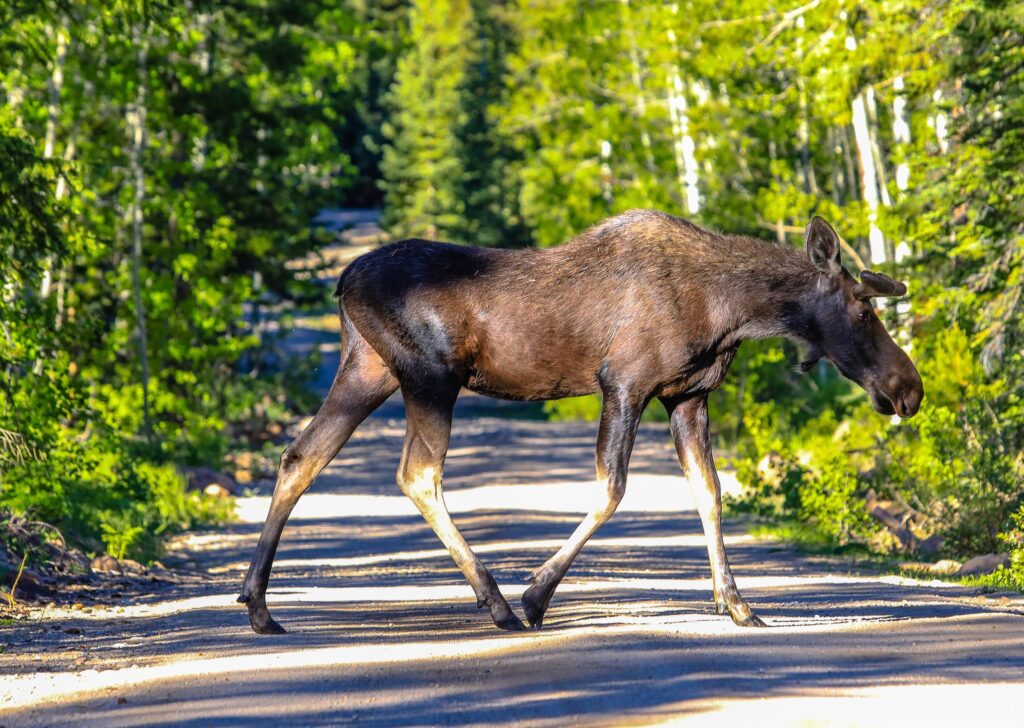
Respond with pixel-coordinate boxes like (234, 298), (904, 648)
(649, 683), (1024, 727)
(211, 533), (756, 573)
(235, 472), (744, 523)
(3, 610), (1017, 715)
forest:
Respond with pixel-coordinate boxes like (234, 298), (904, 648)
(1, 0), (1021, 586)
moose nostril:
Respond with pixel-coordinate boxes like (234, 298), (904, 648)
(899, 390), (922, 418)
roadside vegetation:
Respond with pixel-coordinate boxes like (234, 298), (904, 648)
(2, 0), (1021, 592)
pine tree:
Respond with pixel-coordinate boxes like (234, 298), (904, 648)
(451, 0), (529, 247)
(380, 0), (473, 240)
(940, 0), (1024, 373)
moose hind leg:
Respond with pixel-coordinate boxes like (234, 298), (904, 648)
(238, 347), (398, 635)
(522, 384), (643, 629)
(399, 386), (524, 632)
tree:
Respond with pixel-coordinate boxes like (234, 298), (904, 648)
(450, 0), (530, 247)
(380, 0), (473, 240)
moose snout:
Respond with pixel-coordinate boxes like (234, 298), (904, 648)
(869, 366), (923, 419)
(896, 383), (922, 418)
(887, 369), (924, 419)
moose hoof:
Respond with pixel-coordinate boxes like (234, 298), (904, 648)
(727, 608), (767, 628)
(521, 584), (552, 630)
(241, 595), (288, 635)
(715, 592), (766, 628)
(478, 596), (525, 631)
(732, 613), (767, 628)
(495, 612), (527, 632)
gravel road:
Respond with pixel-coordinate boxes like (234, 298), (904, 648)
(3, 401), (1024, 727)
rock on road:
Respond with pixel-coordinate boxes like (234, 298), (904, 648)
(2, 403), (1024, 727)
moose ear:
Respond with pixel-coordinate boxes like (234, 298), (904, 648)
(854, 270), (908, 299)
(805, 216), (842, 277)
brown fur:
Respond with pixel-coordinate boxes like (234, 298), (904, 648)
(240, 209), (923, 634)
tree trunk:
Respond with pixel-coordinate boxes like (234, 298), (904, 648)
(599, 139), (613, 205)
(621, 0), (655, 174)
(891, 76), (913, 264)
(665, 5), (700, 215)
(38, 18), (69, 301)
(128, 26), (152, 438)
(851, 90), (885, 265)
(795, 16), (818, 196)
(930, 89), (949, 154)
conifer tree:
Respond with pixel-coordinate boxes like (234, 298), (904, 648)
(380, 0), (472, 240)
(451, 0), (529, 247)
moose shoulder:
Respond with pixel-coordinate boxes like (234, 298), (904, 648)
(239, 209), (924, 634)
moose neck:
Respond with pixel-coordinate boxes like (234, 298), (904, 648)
(712, 251), (821, 349)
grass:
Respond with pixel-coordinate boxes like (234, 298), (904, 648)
(960, 558), (1024, 593)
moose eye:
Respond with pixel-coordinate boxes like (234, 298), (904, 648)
(858, 309), (872, 323)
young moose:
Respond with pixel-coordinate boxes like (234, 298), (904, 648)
(239, 210), (923, 633)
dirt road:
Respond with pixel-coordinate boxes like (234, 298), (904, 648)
(3, 401), (1024, 726)
(4, 235), (1023, 725)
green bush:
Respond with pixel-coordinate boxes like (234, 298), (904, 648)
(728, 322), (1023, 560)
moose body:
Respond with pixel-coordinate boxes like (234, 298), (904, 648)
(239, 209), (923, 633)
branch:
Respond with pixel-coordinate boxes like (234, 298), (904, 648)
(752, 0), (823, 51)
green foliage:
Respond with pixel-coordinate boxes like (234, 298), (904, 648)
(543, 395), (668, 424)
(3, 0), (1023, 572)
(965, 506), (1024, 592)
(380, 0), (473, 240)
(0, 1), (355, 563)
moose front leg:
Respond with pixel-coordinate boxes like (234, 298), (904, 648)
(663, 395), (766, 628)
(522, 382), (645, 629)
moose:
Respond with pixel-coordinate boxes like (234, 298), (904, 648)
(239, 209), (923, 634)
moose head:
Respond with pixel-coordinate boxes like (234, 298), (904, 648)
(800, 216), (924, 419)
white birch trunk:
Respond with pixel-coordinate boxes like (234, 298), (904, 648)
(851, 91), (886, 265)
(865, 87), (892, 209)
(892, 76), (912, 263)
(128, 27), (152, 435)
(929, 89), (949, 154)
(795, 16), (818, 195)
(666, 5), (700, 215)
(599, 139), (613, 204)
(621, 0), (655, 173)
(39, 19), (69, 300)
(892, 76), (911, 192)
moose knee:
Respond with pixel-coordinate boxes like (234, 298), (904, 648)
(596, 477), (626, 519)
(274, 447), (310, 496)
(397, 465), (441, 503)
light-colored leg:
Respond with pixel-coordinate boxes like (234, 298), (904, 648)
(522, 385), (644, 628)
(399, 386), (524, 631)
(666, 395), (765, 627)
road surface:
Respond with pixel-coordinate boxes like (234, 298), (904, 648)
(2, 406), (1024, 726)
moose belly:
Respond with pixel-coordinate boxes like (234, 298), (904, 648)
(461, 324), (602, 401)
